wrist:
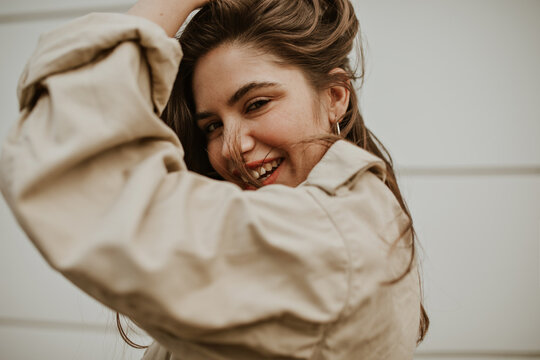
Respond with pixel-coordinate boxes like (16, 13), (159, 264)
(127, 0), (205, 37)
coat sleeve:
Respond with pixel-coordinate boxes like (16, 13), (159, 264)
(0, 13), (350, 356)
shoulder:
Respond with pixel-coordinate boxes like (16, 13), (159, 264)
(297, 141), (420, 358)
(300, 140), (416, 308)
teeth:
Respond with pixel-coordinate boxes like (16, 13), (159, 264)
(241, 158), (283, 182)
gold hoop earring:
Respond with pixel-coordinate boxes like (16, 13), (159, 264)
(336, 122), (341, 136)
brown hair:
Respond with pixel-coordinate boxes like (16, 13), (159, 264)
(119, 0), (428, 348)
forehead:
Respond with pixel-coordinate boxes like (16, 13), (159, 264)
(192, 43), (310, 109)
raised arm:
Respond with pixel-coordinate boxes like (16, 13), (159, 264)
(0, 10), (351, 357)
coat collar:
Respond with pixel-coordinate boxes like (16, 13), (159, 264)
(303, 140), (387, 195)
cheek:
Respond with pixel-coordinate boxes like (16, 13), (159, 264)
(206, 140), (224, 171)
(260, 107), (317, 141)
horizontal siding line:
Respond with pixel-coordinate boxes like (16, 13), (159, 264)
(0, 5), (131, 24)
(398, 166), (540, 177)
(0, 316), (110, 332)
(415, 351), (540, 358)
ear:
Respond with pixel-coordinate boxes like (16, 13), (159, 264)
(324, 68), (351, 128)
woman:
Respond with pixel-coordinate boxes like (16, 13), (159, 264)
(0, 0), (428, 358)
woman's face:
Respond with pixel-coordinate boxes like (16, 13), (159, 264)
(192, 43), (333, 188)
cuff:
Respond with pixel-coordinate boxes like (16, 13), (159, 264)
(17, 12), (182, 114)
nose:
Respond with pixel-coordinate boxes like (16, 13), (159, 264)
(221, 127), (255, 160)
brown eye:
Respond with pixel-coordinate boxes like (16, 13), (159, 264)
(246, 99), (270, 113)
(205, 121), (223, 134)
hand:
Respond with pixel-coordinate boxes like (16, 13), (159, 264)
(127, 0), (211, 37)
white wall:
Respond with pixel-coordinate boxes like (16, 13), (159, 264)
(354, 1), (540, 357)
(0, 0), (539, 359)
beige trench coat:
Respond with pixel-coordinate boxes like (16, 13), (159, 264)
(0, 13), (420, 360)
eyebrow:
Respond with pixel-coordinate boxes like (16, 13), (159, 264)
(227, 81), (279, 106)
(195, 81), (280, 122)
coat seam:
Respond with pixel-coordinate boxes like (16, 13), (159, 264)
(305, 187), (352, 359)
